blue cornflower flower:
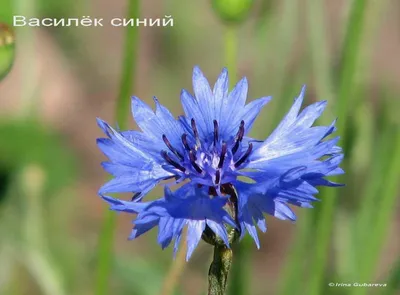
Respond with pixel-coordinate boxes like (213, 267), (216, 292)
(97, 66), (343, 259)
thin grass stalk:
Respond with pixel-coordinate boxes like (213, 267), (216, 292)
(352, 126), (400, 295)
(306, 1), (369, 294)
(95, 1), (140, 294)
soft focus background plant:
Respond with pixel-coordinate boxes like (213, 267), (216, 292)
(0, 0), (399, 294)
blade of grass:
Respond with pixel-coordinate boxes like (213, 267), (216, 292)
(306, 0), (334, 102)
(95, 1), (140, 295)
(227, 238), (251, 295)
(355, 125), (392, 260)
(161, 230), (188, 295)
(257, 0), (299, 105)
(335, 0), (369, 123)
(278, 212), (313, 295)
(341, 0), (390, 282)
(20, 165), (66, 295)
(306, 1), (369, 294)
(384, 257), (400, 295)
(114, 2), (140, 131)
(352, 125), (400, 295)
(347, 0), (390, 249)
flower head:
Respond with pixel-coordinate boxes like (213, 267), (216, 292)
(97, 66), (343, 259)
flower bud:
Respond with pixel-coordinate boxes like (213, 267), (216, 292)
(212, 0), (254, 24)
(0, 23), (15, 80)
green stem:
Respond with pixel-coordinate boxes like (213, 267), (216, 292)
(224, 25), (237, 87)
(224, 24), (250, 295)
(15, 0), (39, 118)
(95, 1), (139, 295)
(208, 246), (233, 295)
(115, 0), (140, 131)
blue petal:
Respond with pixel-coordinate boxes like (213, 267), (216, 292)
(269, 85), (305, 137)
(307, 178), (344, 187)
(213, 68), (229, 109)
(158, 217), (175, 249)
(192, 66), (214, 135)
(101, 195), (148, 213)
(104, 184), (234, 260)
(153, 97), (186, 154)
(225, 96), (271, 137)
(273, 201), (297, 221)
(173, 229), (183, 258)
(186, 220), (205, 261)
(97, 138), (138, 165)
(280, 166), (308, 184)
(240, 206), (260, 248)
(219, 77), (248, 138)
(248, 86), (337, 170)
(130, 97), (156, 133)
(292, 100), (328, 131)
(121, 130), (163, 160)
(131, 97), (185, 153)
(129, 219), (158, 240)
(180, 89), (208, 138)
(240, 96), (272, 134)
(245, 222), (260, 249)
(97, 119), (172, 196)
(99, 167), (169, 195)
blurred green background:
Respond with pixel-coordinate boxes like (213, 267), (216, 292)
(0, 0), (399, 295)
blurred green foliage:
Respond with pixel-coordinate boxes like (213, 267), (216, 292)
(0, 120), (76, 195)
(0, 0), (12, 25)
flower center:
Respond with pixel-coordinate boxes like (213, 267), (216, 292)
(160, 118), (253, 186)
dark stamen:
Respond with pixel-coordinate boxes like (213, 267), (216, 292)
(131, 192), (141, 201)
(161, 150), (186, 172)
(181, 134), (191, 151)
(218, 142), (227, 168)
(234, 143), (253, 168)
(189, 150), (202, 173)
(232, 120), (245, 155)
(162, 134), (183, 160)
(213, 120), (219, 146)
(215, 170), (221, 184)
(208, 186), (217, 196)
(191, 118), (201, 147)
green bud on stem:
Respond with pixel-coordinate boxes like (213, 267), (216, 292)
(212, 0), (254, 24)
